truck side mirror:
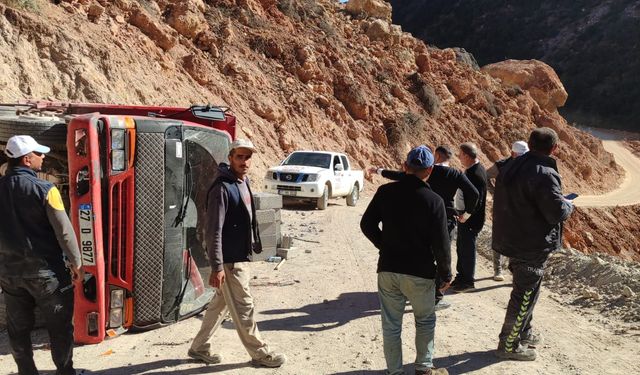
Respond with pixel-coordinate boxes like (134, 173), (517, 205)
(334, 164), (344, 172)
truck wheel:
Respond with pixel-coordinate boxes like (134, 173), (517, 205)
(346, 183), (359, 206)
(0, 115), (67, 150)
(316, 185), (329, 210)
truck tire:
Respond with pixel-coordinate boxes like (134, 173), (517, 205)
(346, 183), (359, 207)
(316, 185), (329, 210)
(0, 115), (67, 150)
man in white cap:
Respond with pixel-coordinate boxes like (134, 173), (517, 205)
(0, 135), (83, 375)
(486, 140), (529, 281)
(188, 139), (286, 368)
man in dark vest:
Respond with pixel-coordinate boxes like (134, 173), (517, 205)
(188, 139), (286, 368)
(493, 128), (573, 360)
(0, 135), (83, 375)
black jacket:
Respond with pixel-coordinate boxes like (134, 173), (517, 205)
(382, 165), (479, 220)
(463, 163), (487, 232)
(492, 152), (573, 262)
(205, 163), (261, 271)
(360, 174), (451, 282)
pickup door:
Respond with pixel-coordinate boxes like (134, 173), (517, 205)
(333, 154), (356, 196)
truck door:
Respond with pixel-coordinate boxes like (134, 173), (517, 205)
(333, 155), (345, 195)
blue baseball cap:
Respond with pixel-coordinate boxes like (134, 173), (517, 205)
(406, 145), (434, 169)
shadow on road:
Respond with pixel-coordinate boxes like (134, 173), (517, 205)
(76, 359), (250, 374)
(438, 349), (504, 374)
(259, 292), (380, 332)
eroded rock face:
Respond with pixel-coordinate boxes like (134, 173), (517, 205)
(482, 59), (568, 112)
(345, 0), (392, 22)
(167, 0), (207, 39)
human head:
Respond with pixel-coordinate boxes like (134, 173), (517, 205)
(404, 145), (434, 181)
(511, 140), (529, 158)
(528, 128), (559, 155)
(458, 142), (478, 168)
(434, 145), (453, 165)
(228, 139), (256, 179)
(4, 135), (50, 172)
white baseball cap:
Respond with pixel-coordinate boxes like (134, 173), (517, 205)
(4, 135), (51, 158)
(511, 141), (529, 156)
(230, 138), (256, 153)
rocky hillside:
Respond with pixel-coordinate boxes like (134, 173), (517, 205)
(0, 0), (622, 194)
(389, 0), (640, 132)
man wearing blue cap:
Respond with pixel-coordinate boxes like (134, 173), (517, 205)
(0, 135), (83, 375)
(361, 145), (451, 375)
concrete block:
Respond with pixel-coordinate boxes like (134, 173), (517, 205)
(258, 221), (279, 237)
(253, 192), (283, 210)
(281, 235), (294, 249)
(256, 209), (276, 223)
(259, 234), (278, 248)
(276, 247), (297, 260)
(252, 246), (277, 262)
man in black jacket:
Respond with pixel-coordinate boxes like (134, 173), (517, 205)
(451, 143), (487, 292)
(361, 145), (451, 375)
(188, 139), (286, 368)
(493, 128), (573, 361)
(369, 146), (478, 309)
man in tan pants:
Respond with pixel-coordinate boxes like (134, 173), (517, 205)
(189, 139), (286, 368)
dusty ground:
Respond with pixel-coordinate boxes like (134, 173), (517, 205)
(1, 197), (638, 375)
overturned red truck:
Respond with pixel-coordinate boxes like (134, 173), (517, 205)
(0, 101), (236, 344)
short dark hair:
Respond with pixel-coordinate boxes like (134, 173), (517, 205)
(528, 127), (558, 154)
(435, 145), (453, 161)
(459, 142), (478, 159)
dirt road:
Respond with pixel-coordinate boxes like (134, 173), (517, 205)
(1, 198), (638, 374)
(574, 140), (640, 207)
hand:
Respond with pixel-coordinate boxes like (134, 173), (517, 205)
(209, 270), (225, 289)
(70, 266), (84, 282)
(439, 281), (451, 293)
(366, 167), (379, 174)
(456, 215), (468, 223)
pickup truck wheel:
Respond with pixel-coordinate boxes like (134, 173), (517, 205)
(0, 115), (67, 150)
(346, 183), (359, 206)
(316, 185), (329, 210)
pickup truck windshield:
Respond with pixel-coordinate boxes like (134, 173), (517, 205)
(283, 152), (331, 168)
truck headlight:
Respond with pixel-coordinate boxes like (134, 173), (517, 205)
(111, 150), (125, 171)
(111, 289), (124, 308)
(265, 172), (277, 180)
(306, 174), (318, 182)
(111, 129), (126, 150)
(109, 308), (123, 328)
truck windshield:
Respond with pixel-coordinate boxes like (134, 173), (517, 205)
(283, 152), (331, 168)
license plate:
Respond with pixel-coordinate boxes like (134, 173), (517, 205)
(278, 190), (297, 196)
(78, 204), (96, 266)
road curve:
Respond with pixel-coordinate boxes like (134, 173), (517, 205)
(574, 140), (640, 207)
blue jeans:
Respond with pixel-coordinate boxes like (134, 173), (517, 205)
(0, 275), (75, 375)
(378, 272), (436, 374)
(455, 223), (479, 285)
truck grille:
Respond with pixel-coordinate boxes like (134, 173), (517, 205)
(278, 173), (300, 182)
(277, 185), (302, 191)
(109, 179), (132, 281)
(133, 133), (165, 326)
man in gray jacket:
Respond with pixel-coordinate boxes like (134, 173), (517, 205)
(188, 139), (286, 368)
(0, 135), (83, 375)
(492, 128), (574, 361)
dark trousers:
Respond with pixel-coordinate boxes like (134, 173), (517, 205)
(498, 258), (544, 350)
(455, 222), (479, 285)
(0, 276), (75, 375)
(435, 219), (457, 302)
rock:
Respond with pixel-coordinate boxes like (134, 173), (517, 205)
(333, 77), (370, 121)
(583, 231), (595, 246)
(447, 78), (475, 101)
(345, 0), (392, 22)
(621, 286), (635, 298)
(365, 19), (392, 45)
(482, 59), (568, 112)
(452, 47), (480, 70)
(415, 53), (431, 73)
(582, 289), (602, 300)
(182, 54), (211, 85)
(87, 3), (105, 21)
(167, 1), (208, 39)
(129, 5), (177, 51)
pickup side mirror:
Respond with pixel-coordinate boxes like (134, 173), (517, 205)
(334, 164), (344, 172)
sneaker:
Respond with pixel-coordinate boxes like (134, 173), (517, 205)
(493, 273), (505, 281)
(416, 368), (449, 375)
(434, 299), (451, 311)
(520, 331), (543, 347)
(188, 349), (222, 364)
(251, 353), (287, 368)
(451, 283), (475, 293)
(495, 343), (537, 361)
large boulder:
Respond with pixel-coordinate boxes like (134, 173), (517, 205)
(482, 59), (568, 112)
(346, 0), (392, 22)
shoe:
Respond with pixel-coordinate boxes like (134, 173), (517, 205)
(251, 353), (287, 368)
(188, 349), (222, 364)
(416, 368), (449, 375)
(451, 283), (475, 293)
(434, 299), (451, 311)
(493, 273), (505, 281)
(521, 331), (543, 347)
(495, 343), (537, 361)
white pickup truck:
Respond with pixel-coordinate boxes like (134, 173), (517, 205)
(263, 151), (365, 210)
